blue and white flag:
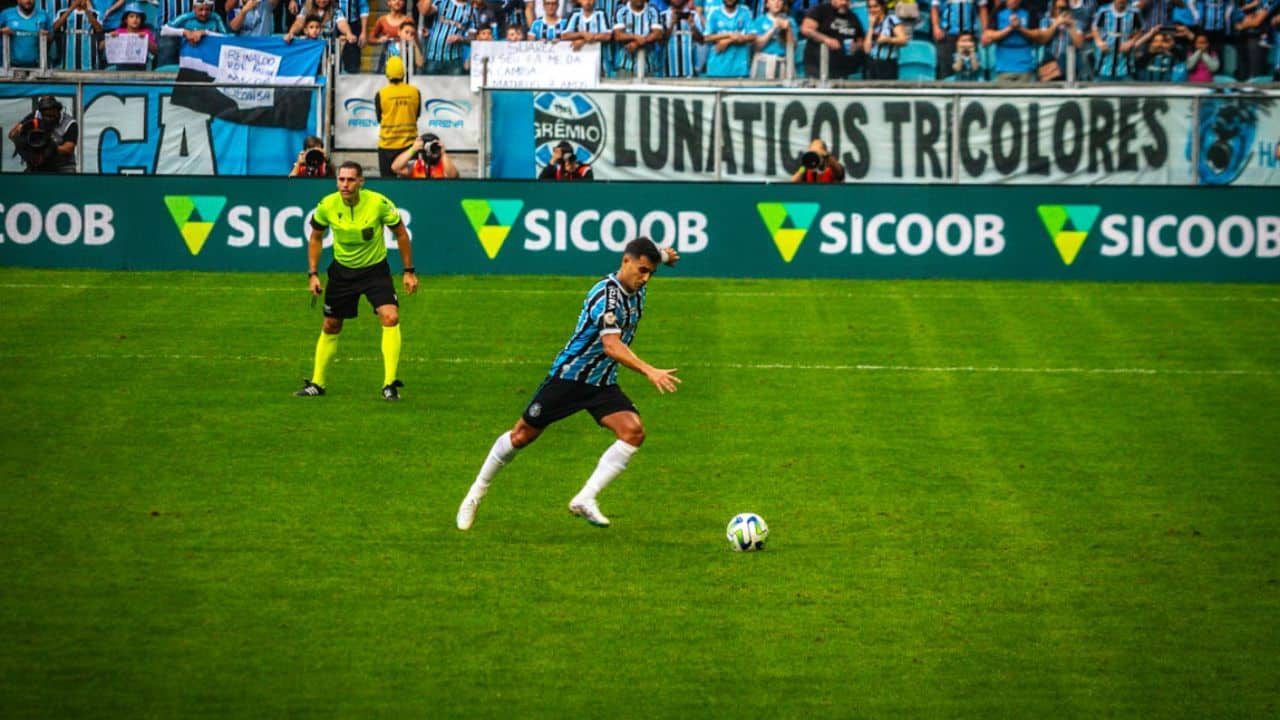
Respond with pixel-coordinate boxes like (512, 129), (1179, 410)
(172, 35), (324, 130)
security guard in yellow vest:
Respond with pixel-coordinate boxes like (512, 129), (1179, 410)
(375, 55), (422, 178)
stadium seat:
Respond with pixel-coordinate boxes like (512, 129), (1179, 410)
(898, 40), (937, 81)
(1213, 74), (1237, 84)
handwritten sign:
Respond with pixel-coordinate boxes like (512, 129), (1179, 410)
(104, 33), (148, 66)
(469, 42), (600, 92)
(215, 44), (282, 109)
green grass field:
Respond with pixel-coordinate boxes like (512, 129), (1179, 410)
(1, 267), (1278, 717)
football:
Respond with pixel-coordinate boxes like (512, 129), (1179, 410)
(726, 513), (769, 552)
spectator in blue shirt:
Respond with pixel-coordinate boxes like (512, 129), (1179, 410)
(930, 0), (989, 79)
(750, 0), (797, 78)
(1231, 0), (1273, 79)
(52, 0), (100, 70)
(0, 0), (53, 68)
(1091, 0), (1143, 79)
(420, 0), (472, 74)
(528, 0), (566, 39)
(562, 0), (616, 75)
(614, 0), (663, 77)
(1039, 0), (1085, 80)
(161, 0), (230, 47)
(1132, 24), (1177, 80)
(703, 0), (754, 77)
(863, 0), (908, 79)
(661, 0), (705, 77)
(984, 0), (1047, 82)
(227, 0), (278, 36)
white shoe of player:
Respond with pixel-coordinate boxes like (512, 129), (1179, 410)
(456, 491), (484, 530)
(568, 497), (610, 528)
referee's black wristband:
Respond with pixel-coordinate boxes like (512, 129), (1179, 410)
(403, 267), (416, 273)
(308, 271), (318, 277)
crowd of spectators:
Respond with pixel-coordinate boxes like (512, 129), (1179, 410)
(0, 0), (1277, 80)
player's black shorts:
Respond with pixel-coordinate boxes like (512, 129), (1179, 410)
(323, 259), (397, 319)
(522, 377), (638, 429)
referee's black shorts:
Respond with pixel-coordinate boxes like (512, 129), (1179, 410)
(522, 377), (639, 429)
(323, 259), (397, 319)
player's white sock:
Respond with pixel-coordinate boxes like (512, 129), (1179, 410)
(575, 440), (639, 502)
(472, 431), (518, 494)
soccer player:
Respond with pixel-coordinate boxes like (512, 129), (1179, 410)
(295, 161), (418, 402)
(456, 238), (681, 530)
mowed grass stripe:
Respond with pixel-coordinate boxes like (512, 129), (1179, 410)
(1, 351), (1277, 376)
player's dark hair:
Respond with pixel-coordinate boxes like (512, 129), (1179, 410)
(338, 160), (363, 177)
(624, 237), (662, 265)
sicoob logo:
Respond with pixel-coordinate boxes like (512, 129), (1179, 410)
(533, 92), (605, 167)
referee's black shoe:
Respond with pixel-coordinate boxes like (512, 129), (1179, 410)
(294, 380), (325, 397)
(382, 379), (404, 402)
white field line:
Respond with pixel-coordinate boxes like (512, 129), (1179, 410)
(0, 282), (1277, 304)
(0, 352), (1275, 377)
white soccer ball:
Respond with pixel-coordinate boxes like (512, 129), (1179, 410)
(726, 513), (769, 552)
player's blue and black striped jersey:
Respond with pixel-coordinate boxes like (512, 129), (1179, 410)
(549, 274), (645, 387)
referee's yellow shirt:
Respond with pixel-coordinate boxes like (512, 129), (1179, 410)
(311, 189), (403, 269)
(375, 81), (422, 151)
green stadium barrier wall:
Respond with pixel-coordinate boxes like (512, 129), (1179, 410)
(2, 176), (1278, 282)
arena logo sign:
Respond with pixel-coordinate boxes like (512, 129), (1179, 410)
(533, 92), (606, 167)
(163, 195), (414, 254)
(461, 198), (708, 258)
(344, 98), (377, 129)
(757, 202), (1006, 261)
(0, 202), (115, 246)
(424, 98), (471, 131)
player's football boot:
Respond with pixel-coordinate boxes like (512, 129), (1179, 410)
(294, 380), (325, 397)
(456, 489), (485, 530)
(569, 498), (611, 528)
(382, 379), (404, 402)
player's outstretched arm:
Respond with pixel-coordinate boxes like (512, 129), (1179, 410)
(601, 334), (681, 394)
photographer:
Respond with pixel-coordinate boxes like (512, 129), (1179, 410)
(538, 141), (594, 181)
(289, 135), (333, 178)
(790, 138), (844, 183)
(8, 95), (78, 174)
(391, 132), (460, 179)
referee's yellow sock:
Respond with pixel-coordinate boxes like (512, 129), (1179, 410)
(311, 332), (339, 388)
(382, 324), (402, 386)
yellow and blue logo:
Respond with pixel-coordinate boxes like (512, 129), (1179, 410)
(1037, 204), (1101, 266)
(756, 202), (820, 263)
(461, 199), (525, 259)
(163, 195), (228, 256)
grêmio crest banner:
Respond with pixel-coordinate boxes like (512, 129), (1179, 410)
(517, 88), (1280, 186)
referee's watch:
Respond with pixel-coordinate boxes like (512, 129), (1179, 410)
(403, 267), (416, 274)
(307, 271), (318, 277)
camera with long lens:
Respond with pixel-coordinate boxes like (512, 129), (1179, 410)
(801, 151), (823, 170)
(14, 119), (56, 171)
(419, 133), (443, 165)
(299, 147), (328, 176)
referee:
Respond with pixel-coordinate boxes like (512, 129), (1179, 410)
(295, 161), (418, 401)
